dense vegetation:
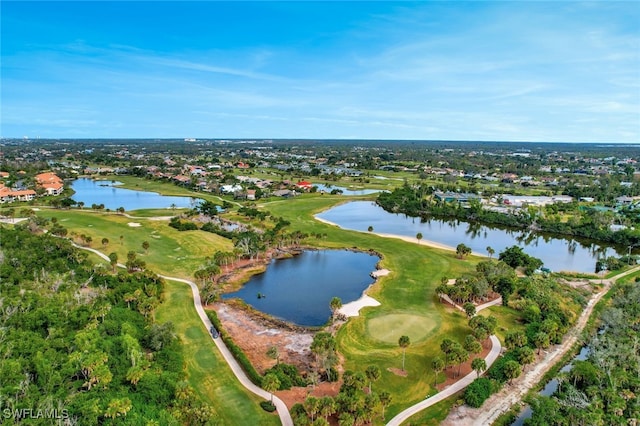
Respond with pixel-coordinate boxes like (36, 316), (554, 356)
(434, 257), (590, 409)
(377, 183), (640, 247)
(525, 280), (640, 425)
(0, 227), (217, 425)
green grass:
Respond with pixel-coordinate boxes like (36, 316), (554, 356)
(41, 178), (522, 424)
(38, 208), (232, 279)
(367, 313), (438, 344)
(480, 304), (525, 343)
(265, 196), (480, 422)
(156, 280), (279, 425)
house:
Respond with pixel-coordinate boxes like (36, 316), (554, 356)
(220, 184), (243, 193)
(434, 191), (480, 203)
(35, 172), (64, 196)
(296, 181), (313, 191)
(0, 172), (9, 179)
(272, 189), (295, 198)
(616, 196), (635, 205)
(0, 186), (37, 203)
(246, 189), (256, 201)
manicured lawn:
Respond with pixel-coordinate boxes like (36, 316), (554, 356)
(156, 280), (279, 425)
(41, 178), (509, 424)
(265, 196), (480, 422)
(38, 208), (232, 279)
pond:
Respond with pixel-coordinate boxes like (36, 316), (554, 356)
(222, 250), (380, 327)
(316, 201), (622, 273)
(71, 178), (202, 211)
(313, 184), (382, 196)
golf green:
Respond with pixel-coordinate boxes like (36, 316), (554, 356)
(366, 313), (437, 344)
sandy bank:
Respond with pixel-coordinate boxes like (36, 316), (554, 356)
(338, 294), (381, 317)
(314, 215), (486, 257)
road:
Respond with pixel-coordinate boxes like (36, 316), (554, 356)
(75, 244), (293, 426)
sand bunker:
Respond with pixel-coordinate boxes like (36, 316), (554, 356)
(127, 222), (142, 227)
(338, 295), (381, 317)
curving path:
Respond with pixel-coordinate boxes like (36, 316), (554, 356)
(387, 335), (501, 426)
(443, 264), (640, 426)
(74, 244), (293, 426)
(386, 293), (504, 426)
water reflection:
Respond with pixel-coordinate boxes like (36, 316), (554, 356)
(316, 201), (622, 273)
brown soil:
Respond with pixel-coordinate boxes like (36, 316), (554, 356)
(387, 367), (408, 377)
(436, 339), (493, 390)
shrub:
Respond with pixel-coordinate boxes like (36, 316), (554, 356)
(206, 311), (262, 386)
(464, 377), (493, 407)
(264, 363), (306, 390)
(260, 401), (276, 412)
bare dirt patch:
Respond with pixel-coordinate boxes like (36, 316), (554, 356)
(387, 367), (408, 377)
(211, 303), (315, 374)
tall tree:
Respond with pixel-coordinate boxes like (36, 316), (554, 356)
(416, 232), (423, 244)
(487, 246), (495, 259)
(262, 373), (280, 404)
(471, 357), (487, 378)
(365, 365), (381, 394)
(398, 335), (410, 371)
(330, 296), (342, 321)
(432, 357), (445, 387)
(108, 252), (118, 273)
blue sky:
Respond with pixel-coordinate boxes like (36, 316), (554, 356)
(2, 1), (639, 142)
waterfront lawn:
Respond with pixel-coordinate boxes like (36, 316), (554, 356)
(38, 208), (232, 279)
(265, 196), (480, 421)
(156, 280), (279, 425)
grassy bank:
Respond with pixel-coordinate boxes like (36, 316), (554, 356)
(156, 280), (279, 425)
(265, 196), (480, 421)
(37, 208), (232, 279)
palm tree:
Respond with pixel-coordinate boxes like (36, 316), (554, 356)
(471, 357), (487, 378)
(108, 252), (118, 273)
(398, 335), (410, 371)
(304, 396), (320, 422)
(504, 360), (522, 384)
(330, 296), (342, 321)
(365, 365), (381, 393)
(416, 232), (423, 244)
(101, 237), (109, 248)
(379, 391), (391, 420)
(319, 396), (336, 421)
(432, 357), (445, 387)
(142, 240), (150, 254)
(487, 246), (495, 259)
(262, 373), (280, 404)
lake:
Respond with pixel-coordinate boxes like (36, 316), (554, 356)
(313, 184), (382, 196)
(316, 201), (621, 273)
(71, 178), (202, 211)
(222, 250), (380, 327)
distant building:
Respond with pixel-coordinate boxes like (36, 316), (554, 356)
(0, 186), (36, 203)
(296, 181), (313, 191)
(434, 191), (480, 203)
(35, 172), (64, 196)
